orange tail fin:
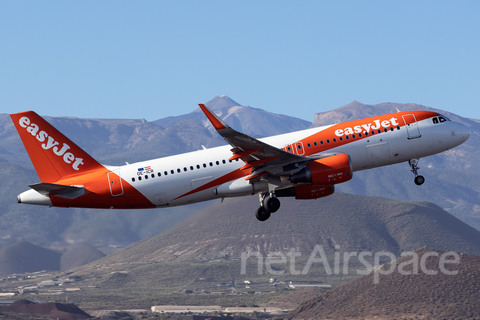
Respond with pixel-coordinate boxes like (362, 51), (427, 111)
(11, 111), (104, 183)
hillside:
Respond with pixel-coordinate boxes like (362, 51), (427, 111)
(286, 247), (480, 320)
(0, 241), (62, 275)
(60, 243), (106, 271)
(84, 193), (480, 268)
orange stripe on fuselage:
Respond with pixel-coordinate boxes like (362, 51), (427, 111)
(173, 167), (251, 200)
(286, 111), (440, 157)
(49, 168), (155, 209)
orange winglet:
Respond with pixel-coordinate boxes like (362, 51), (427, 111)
(229, 148), (263, 161)
(240, 156), (281, 170)
(199, 103), (226, 130)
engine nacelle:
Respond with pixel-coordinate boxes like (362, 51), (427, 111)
(276, 184), (335, 200)
(214, 178), (268, 197)
(290, 154), (353, 185)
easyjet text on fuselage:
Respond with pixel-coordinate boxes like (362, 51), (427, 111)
(334, 117), (400, 137)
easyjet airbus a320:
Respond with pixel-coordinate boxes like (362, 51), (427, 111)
(11, 105), (470, 221)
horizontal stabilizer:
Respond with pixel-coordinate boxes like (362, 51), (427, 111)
(29, 182), (85, 199)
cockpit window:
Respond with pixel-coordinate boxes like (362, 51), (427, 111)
(439, 116), (447, 123)
(433, 117), (439, 124)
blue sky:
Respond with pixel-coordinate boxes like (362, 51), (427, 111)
(1, 1), (479, 122)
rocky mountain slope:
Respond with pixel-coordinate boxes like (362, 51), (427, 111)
(83, 193), (480, 268)
(286, 247), (480, 320)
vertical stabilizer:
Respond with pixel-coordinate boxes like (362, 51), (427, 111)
(11, 111), (104, 183)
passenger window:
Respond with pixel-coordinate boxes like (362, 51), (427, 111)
(183, 167), (187, 172)
(358, 133), (362, 138)
(378, 130), (381, 134)
(333, 138), (337, 143)
(132, 178), (135, 182)
(346, 136), (350, 140)
(203, 163), (207, 168)
(390, 127), (394, 131)
(327, 139), (330, 144)
(190, 166), (194, 170)
(371, 131), (375, 135)
(138, 176), (142, 181)
(151, 174), (155, 178)
(216, 161), (219, 165)
(320, 141), (324, 145)
(433, 117), (439, 124)
(364, 132), (368, 136)
(352, 134), (356, 139)
(158, 172), (161, 177)
(307, 143), (311, 147)
(222, 160), (226, 164)
(339, 137), (343, 141)
(298, 145), (302, 149)
(209, 162), (213, 167)
(171, 170), (174, 174)
(164, 171), (168, 176)
(177, 168), (181, 173)
(397, 126), (400, 130)
(145, 175), (148, 179)
(314, 142), (317, 146)
(384, 128), (388, 132)
(196, 165), (200, 169)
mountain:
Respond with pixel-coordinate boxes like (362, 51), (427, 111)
(2, 299), (92, 320)
(83, 193), (480, 268)
(286, 248), (480, 320)
(155, 95), (312, 137)
(0, 97), (479, 250)
(0, 241), (62, 275)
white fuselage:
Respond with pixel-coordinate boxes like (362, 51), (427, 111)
(117, 116), (469, 207)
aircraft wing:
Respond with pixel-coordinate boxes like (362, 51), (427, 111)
(199, 104), (310, 180)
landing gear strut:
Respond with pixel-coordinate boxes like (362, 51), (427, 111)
(255, 192), (280, 221)
(409, 159), (425, 186)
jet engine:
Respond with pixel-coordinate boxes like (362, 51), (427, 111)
(290, 154), (353, 185)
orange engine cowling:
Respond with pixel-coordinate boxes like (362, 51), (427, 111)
(290, 154), (353, 185)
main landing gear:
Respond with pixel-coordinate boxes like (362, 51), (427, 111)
(255, 192), (280, 221)
(409, 159), (425, 186)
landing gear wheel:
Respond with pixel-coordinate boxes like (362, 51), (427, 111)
(414, 175), (425, 186)
(265, 197), (281, 213)
(409, 159), (425, 186)
(255, 206), (271, 221)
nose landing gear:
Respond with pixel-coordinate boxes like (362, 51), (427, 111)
(255, 192), (281, 221)
(409, 159), (425, 186)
